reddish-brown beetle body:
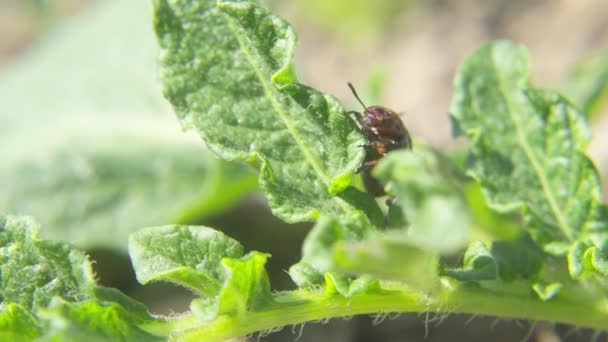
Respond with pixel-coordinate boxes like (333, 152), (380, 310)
(348, 83), (412, 197)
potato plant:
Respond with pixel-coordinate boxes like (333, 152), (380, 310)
(2, 0), (608, 341)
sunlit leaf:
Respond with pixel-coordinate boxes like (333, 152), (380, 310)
(153, 0), (381, 224)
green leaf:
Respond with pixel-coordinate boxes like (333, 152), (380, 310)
(0, 0), (257, 250)
(568, 241), (608, 279)
(190, 252), (273, 321)
(288, 214), (371, 288)
(0, 303), (41, 341)
(443, 235), (544, 282)
(561, 50), (608, 119)
(450, 41), (608, 259)
(153, 0), (380, 223)
(39, 298), (163, 342)
(1, 132), (256, 250)
(532, 282), (563, 302)
(0, 216), (96, 311)
(333, 235), (439, 289)
(489, 235), (544, 281)
(296, 147), (468, 288)
(323, 273), (381, 298)
(442, 241), (497, 281)
(583, 246), (608, 276)
(567, 240), (588, 279)
(93, 288), (156, 324)
(128, 225), (244, 297)
(0, 216), (162, 341)
(373, 148), (471, 253)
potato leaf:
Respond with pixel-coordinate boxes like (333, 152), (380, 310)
(288, 214), (371, 288)
(0, 215), (160, 341)
(190, 252), (273, 322)
(0, 216), (96, 311)
(443, 235), (544, 282)
(442, 241), (497, 281)
(129, 225), (273, 323)
(373, 149), (471, 253)
(1, 131), (256, 251)
(450, 41), (608, 277)
(39, 298), (162, 342)
(332, 236), (439, 290)
(153, 0), (380, 223)
(322, 273), (381, 298)
(531, 282), (563, 302)
(129, 225), (244, 297)
(0, 303), (41, 341)
(291, 148), (469, 288)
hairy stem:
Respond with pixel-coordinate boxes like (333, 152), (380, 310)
(141, 281), (608, 341)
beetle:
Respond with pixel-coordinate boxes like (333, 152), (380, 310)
(347, 82), (412, 199)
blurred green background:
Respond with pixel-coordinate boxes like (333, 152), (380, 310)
(1, 0), (607, 341)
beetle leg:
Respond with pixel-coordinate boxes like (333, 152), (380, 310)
(357, 143), (375, 150)
(356, 159), (380, 173)
(376, 136), (404, 151)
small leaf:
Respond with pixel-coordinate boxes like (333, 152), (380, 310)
(532, 282), (563, 301)
(130, 226), (274, 323)
(323, 273), (380, 298)
(561, 50), (608, 119)
(289, 214), (371, 287)
(567, 240), (588, 279)
(443, 235), (544, 282)
(442, 241), (497, 281)
(39, 298), (162, 342)
(128, 225), (244, 297)
(93, 288), (155, 324)
(0, 216), (96, 311)
(450, 41), (608, 264)
(490, 235), (544, 281)
(287, 262), (324, 289)
(153, 0), (380, 223)
(333, 234), (439, 289)
(373, 148), (471, 253)
(568, 242), (608, 279)
(584, 246), (608, 276)
(0, 303), (41, 341)
(191, 252), (273, 321)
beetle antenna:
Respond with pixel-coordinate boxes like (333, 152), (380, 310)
(347, 82), (367, 110)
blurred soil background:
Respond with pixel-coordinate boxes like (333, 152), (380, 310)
(1, 0), (607, 341)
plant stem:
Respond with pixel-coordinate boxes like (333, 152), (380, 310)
(141, 281), (608, 341)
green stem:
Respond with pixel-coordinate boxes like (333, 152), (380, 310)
(142, 281), (608, 341)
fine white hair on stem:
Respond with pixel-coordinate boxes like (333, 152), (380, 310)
(291, 323), (305, 341)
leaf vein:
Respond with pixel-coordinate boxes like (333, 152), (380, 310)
(491, 51), (574, 241)
(221, 14), (331, 187)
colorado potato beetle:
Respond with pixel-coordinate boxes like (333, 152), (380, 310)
(347, 82), (412, 199)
